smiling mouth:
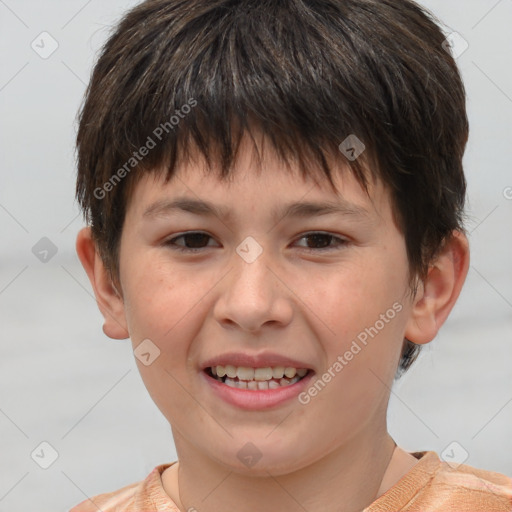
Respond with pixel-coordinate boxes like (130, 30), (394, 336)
(204, 366), (312, 390)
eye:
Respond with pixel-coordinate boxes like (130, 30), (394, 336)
(294, 232), (349, 251)
(164, 231), (348, 253)
(164, 232), (216, 253)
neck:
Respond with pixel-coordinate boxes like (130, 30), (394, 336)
(164, 428), (410, 512)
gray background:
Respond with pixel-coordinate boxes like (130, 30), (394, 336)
(0, 1), (511, 511)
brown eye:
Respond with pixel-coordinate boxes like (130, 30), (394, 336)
(164, 231), (349, 254)
(165, 232), (216, 252)
(295, 232), (348, 251)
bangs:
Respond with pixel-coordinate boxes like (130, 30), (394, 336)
(77, 0), (412, 222)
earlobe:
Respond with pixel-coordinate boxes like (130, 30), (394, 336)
(76, 227), (130, 340)
(404, 230), (470, 345)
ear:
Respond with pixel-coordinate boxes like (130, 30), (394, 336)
(76, 227), (129, 340)
(404, 230), (469, 344)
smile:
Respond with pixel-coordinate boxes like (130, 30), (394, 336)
(206, 365), (310, 390)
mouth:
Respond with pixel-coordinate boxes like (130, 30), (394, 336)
(204, 365), (313, 390)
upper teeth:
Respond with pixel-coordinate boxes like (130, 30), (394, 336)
(211, 365), (308, 380)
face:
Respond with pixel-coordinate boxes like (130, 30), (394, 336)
(116, 135), (416, 475)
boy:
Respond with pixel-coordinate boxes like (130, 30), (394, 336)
(71, 0), (512, 510)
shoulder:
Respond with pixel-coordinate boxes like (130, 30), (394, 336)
(367, 451), (512, 512)
(69, 462), (177, 512)
(426, 454), (512, 511)
(69, 479), (140, 511)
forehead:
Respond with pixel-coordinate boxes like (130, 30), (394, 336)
(124, 132), (390, 226)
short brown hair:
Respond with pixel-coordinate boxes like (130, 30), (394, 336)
(75, 0), (469, 377)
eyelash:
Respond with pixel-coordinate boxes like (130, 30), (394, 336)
(163, 231), (349, 253)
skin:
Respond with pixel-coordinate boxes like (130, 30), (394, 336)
(77, 132), (469, 512)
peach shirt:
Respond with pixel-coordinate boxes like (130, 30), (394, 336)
(70, 451), (512, 511)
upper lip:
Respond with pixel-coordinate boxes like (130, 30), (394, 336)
(202, 352), (314, 371)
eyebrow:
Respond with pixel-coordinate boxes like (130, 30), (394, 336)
(142, 197), (370, 222)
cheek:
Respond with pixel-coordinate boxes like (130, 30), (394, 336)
(315, 254), (409, 378)
(317, 258), (405, 331)
(121, 259), (204, 414)
(121, 255), (193, 340)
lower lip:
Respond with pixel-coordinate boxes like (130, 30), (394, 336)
(201, 370), (315, 410)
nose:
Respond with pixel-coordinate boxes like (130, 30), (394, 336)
(212, 245), (293, 333)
